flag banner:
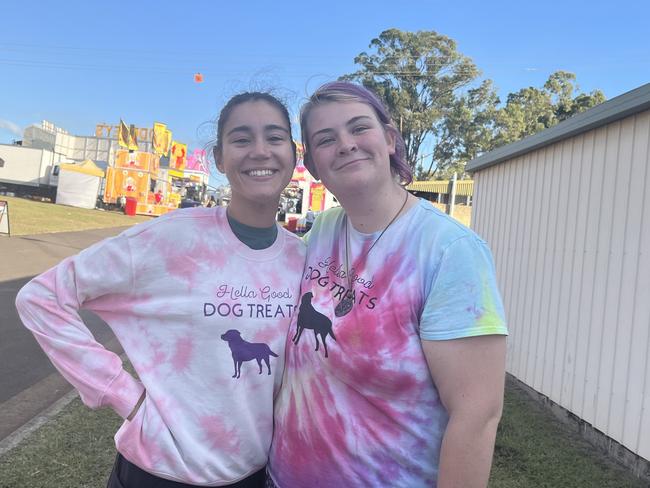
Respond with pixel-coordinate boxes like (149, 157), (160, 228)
(164, 129), (173, 156)
(118, 120), (130, 148)
(170, 141), (187, 170)
(152, 122), (167, 155)
(128, 124), (139, 151)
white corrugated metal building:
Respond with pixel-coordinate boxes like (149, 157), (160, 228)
(467, 83), (650, 476)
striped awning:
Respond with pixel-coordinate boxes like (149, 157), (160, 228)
(406, 180), (474, 196)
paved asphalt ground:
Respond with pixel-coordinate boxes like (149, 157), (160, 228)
(0, 227), (130, 441)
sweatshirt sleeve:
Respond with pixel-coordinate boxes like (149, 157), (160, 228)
(15, 233), (145, 419)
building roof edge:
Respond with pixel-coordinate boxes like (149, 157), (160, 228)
(467, 83), (650, 172)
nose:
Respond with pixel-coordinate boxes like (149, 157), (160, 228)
(337, 134), (357, 155)
(250, 139), (271, 159)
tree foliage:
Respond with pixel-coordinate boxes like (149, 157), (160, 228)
(341, 29), (479, 169)
(493, 71), (606, 147)
(342, 29), (606, 179)
(428, 79), (500, 179)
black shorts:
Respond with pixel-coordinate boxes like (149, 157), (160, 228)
(107, 453), (266, 488)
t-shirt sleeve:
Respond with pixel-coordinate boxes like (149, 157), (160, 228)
(420, 235), (508, 340)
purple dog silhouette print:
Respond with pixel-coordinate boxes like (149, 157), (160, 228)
(292, 292), (337, 358)
(220, 329), (279, 378)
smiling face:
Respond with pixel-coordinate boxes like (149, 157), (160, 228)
(217, 100), (296, 222)
(305, 101), (396, 198)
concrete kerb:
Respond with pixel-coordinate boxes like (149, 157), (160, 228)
(0, 346), (127, 458)
(0, 389), (79, 457)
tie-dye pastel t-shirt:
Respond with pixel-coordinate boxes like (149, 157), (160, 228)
(269, 199), (507, 488)
(15, 207), (305, 485)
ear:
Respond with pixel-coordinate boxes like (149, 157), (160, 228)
(384, 126), (397, 156)
(213, 146), (225, 174)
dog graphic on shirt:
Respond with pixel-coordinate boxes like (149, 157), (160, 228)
(292, 292), (337, 358)
(220, 329), (278, 378)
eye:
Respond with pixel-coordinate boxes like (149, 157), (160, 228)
(231, 137), (250, 145)
(315, 136), (334, 147)
(352, 125), (369, 134)
(268, 134), (287, 143)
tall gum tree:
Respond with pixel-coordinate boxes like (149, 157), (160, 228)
(341, 28), (480, 172)
(343, 30), (605, 178)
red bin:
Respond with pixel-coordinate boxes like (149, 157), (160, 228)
(124, 197), (138, 216)
(286, 217), (297, 232)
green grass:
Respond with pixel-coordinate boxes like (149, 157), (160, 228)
(0, 196), (152, 236)
(0, 381), (645, 487)
(489, 380), (646, 488)
(0, 398), (120, 488)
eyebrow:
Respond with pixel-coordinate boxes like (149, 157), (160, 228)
(310, 115), (374, 138)
(226, 124), (290, 137)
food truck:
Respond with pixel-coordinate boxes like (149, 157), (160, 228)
(103, 149), (177, 216)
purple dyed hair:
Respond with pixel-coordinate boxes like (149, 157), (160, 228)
(300, 81), (413, 185)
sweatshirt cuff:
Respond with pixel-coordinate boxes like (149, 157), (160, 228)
(102, 370), (145, 419)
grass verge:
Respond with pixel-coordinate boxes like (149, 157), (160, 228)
(489, 378), (646, 487)
(0, 398), (120, 487)
(0, 380), (645, 487)
(0, 196), (152, 236)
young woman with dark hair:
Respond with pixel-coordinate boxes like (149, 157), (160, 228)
(16, 92), (305, 488)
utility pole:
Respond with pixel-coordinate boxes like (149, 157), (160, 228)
(448, 172), (457, 217)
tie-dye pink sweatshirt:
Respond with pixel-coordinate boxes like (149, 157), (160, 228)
(15, 207), (306, 486)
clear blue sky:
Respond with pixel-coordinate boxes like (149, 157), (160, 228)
(1, 0), (648, 185)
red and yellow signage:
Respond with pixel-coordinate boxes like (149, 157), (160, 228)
(152, 122), (168, 155)
(104, 168), (150, 202)
(170, 141), (187, 170)
(309, 182), (326, 211)
(292, 165), (307, 182)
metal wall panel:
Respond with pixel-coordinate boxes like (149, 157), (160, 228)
(472, 110), (650, 460)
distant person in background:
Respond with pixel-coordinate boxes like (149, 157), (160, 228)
(304, 209), (315, 231)
(268, 81), (508, 488)
(16, 91), (305, 488)
(206, 195), (217, 207)
(277, 204), (286, 223)
(295, 191), (302, 214)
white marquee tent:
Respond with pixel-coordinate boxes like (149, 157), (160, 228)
(56, 159), (105, 209)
